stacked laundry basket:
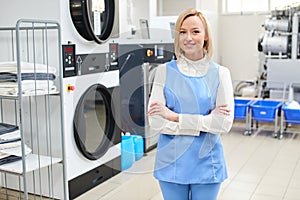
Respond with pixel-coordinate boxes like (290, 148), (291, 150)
(233, 80), (300, 139)
(280, 82), (300, 139)
(233, 80), (256, 135)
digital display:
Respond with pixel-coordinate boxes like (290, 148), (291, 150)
(110, 44), (117, 51)
(65, 47), (73, 53)
(157, 47), (164, 57)
(157, 46), (164, 59)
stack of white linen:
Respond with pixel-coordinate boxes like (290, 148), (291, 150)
(0, 61), (57, 95)
(286, 100), (300, 109)
(0, 80), (57, 95)
(0, 123), (32, 165)
(0, 61), (57, 74)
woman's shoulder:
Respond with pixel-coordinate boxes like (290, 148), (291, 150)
(156, 60), (178, 72)
(156, 63), (167, 72)
(209, 61), (230, 73)
(152, 63), (167, 83)
(214, 63), (232, 82)
(219, 65), (231, 75)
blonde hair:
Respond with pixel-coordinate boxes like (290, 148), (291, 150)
(174, 8), (213, 59)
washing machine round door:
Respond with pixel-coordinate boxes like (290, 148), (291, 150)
(73, 84), (115, 160)
(69, 0), (116, 44)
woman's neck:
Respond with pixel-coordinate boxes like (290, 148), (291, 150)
(183, 51), (204, 61)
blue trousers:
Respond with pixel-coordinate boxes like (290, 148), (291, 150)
(159, 181), (221, 200)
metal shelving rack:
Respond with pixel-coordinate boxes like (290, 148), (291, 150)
(0, 19), (66, 199)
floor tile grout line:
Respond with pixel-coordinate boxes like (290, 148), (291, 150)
(282, 144), (300, 199)
(248, 136), (287, 200)
(220, 131), (266, 196)
(222, 128), (284, 199)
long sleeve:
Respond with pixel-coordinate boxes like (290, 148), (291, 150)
(148, 59), (234, 136)
(178, 67), (234, 134)
(148, 64), (197, 135)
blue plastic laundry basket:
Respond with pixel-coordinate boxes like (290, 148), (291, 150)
(282, 102), (300, 124)
(234, 99), (252, 120)
(250, 100), (282, 122)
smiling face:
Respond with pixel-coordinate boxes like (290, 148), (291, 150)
(179, 15), (207, 61)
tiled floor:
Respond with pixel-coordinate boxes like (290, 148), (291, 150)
(75, 122), (300, 200)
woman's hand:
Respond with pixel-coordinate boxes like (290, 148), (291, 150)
(148, 101), (179, 122)
(211, 104), (231, 116)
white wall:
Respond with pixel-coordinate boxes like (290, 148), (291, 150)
(218, 14), (266, 81)
(157, 0), (195, 16)
(0, 0), (60, 26)
(118, 0), (150, 39)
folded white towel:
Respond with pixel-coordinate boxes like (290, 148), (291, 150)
(0, 80), (55, 88)
(0, 61), (57, 74)
(0, 80), (57, 95)
(286, 100), (300, 109)
(0, 142), (32, 156)
(0, 153), (10, 159)
(8, 86), (57, 95)
(0, 130), (20, 140)
(0, 80), (54, 88)
(0, 140), (21, 150)
(0, 86), (57, 96)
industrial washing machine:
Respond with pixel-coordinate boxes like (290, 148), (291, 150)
(64, 1), (122, 198)
(257, 3), (300, 99)
(109, 41), (174, 152)
(1, 0), (121, 199)
(62, 44), (121, 199)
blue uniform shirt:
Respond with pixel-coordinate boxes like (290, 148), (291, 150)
(154, 60), (228, 184)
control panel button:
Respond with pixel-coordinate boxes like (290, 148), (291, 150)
(62, 44), (77, 77)
(66, 84), (75, 92)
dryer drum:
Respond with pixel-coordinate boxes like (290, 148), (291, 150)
(73, 84), (115, 160)
(69, 0), (115, 43)
(259, 34), (290, 54)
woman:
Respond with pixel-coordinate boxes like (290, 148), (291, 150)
(147, 8), (234, 200)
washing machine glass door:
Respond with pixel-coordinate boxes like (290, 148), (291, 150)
(69, 0), (117, 43)
(73, 84), (114, 160)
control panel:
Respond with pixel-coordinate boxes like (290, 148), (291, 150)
(62, 44), (76, 77)
(109, 43), (118, 70)
(143, 44), (174, 63)
(76, 53), (110, 75)
(109, 43), (175, 70)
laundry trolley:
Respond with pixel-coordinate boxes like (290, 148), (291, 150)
(279, 83), (300, 139)
(282, 103), (300, 124)
(250, 99), (283, 137)
(250, 81), (285, 138)
(233, 80), (256, 135)
(234, 98), (253, 135)
(280, 102), (300, 138)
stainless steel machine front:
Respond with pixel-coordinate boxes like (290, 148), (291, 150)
(109, 42), (174, 152)
(257, 3), (300, 100)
